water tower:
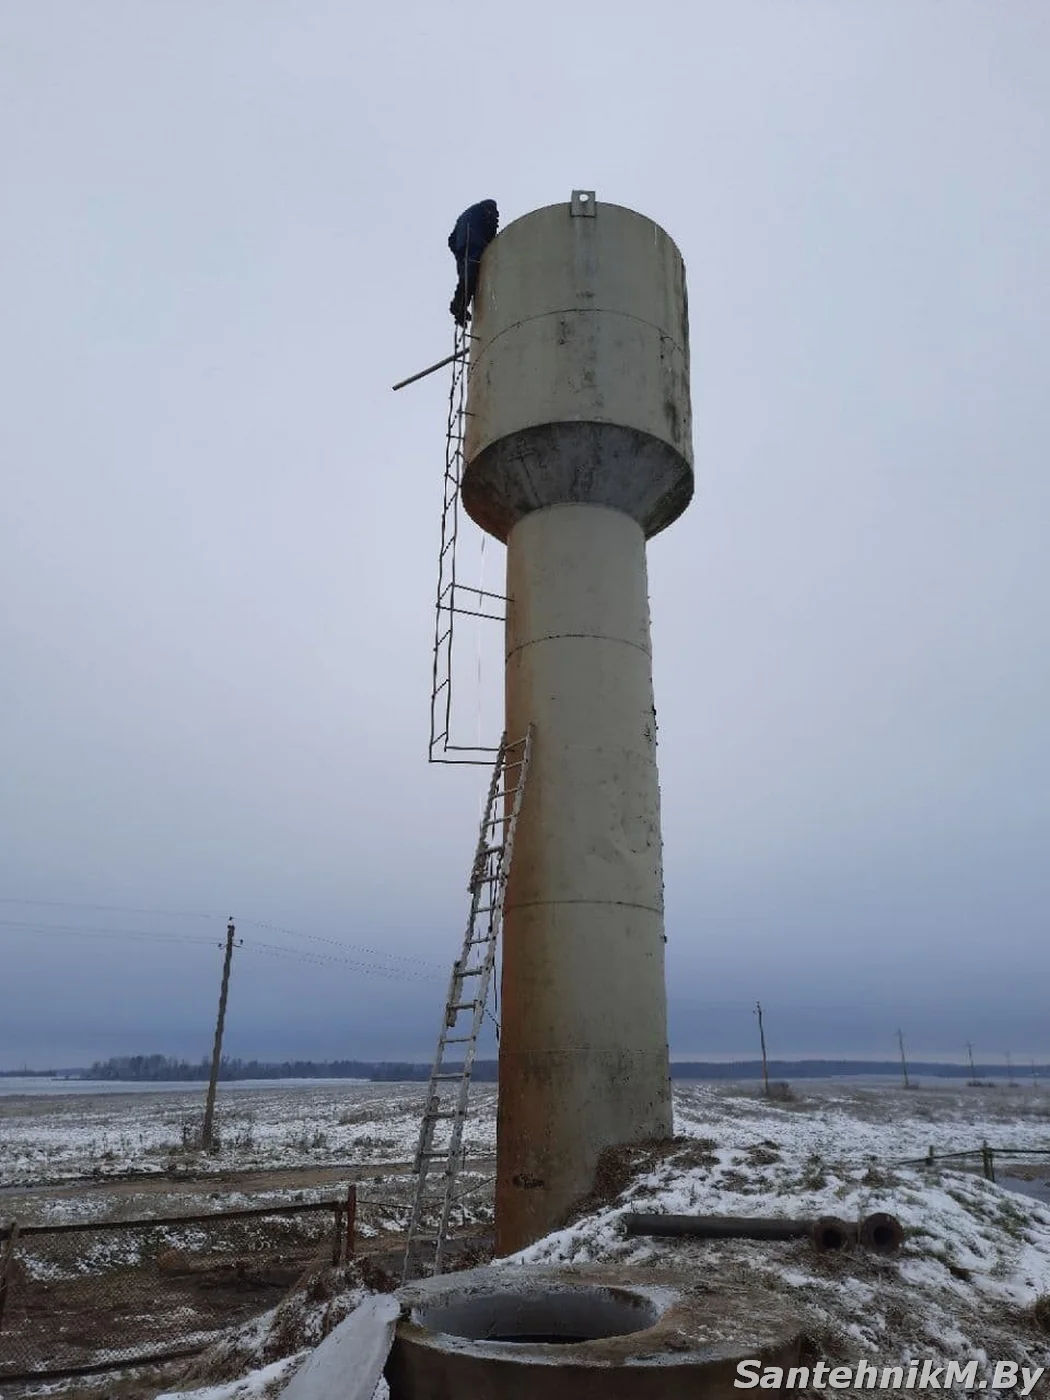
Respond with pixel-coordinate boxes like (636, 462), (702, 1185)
(461, 191), (694, 1253)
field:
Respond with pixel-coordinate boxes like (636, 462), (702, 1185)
(1, 1080), (494, 1227)
(3, 1077), (1050, 1399)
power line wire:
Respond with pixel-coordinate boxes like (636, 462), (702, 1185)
(1, 921), (1004, 1012)
(0, 919), (222, 947)
(0, 896), (219, 921)
(242, 918), (446, 972)
(3, 920), (443, 986)
(245, 941), (442, 984)
(0, 902), (447, 974)
(1, 920), (443, 992)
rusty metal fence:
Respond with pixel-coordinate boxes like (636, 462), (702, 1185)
(0, 1195), (354, 1383)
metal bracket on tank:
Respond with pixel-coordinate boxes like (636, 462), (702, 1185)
(570, 189), (597, 217)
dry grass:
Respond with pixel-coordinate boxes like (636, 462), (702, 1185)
(1028, 1293), (1050, 1334)
(563, 1134), (718, 1226)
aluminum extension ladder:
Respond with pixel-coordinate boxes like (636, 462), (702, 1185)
(402, 728), (533, 1281)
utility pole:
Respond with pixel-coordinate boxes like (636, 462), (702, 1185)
(201, 918), (237, 1151)
(755, 1002), (770, 1098)
(897, 1028), (910, 1090)
(965, 1041), (977, 1088)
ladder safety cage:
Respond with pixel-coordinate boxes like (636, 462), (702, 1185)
(402, 726), (533, 1281)
(429, 319), (507, 766)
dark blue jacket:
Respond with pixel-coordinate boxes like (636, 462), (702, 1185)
(449, 200), (499, 265)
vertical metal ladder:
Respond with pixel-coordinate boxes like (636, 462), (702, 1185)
(402, 727), (533, 1282)
(428, 320), (505, 765)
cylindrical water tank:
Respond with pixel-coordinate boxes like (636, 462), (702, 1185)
(461, 197), (693, 540)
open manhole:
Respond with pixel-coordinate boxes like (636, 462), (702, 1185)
(387, 1265), (806, 1397)
(413, 1284), (660, 1345)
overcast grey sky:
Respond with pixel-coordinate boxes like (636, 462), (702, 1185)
(2, 1), (1047, 1069)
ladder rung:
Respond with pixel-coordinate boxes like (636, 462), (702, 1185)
(455, 967), (483, 979)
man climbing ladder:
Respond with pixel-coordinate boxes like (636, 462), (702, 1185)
(448, 199), (499, 326)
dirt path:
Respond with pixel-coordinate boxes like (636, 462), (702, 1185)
(1, 1157), (496, 1210)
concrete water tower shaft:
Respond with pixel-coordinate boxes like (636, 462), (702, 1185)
(461, 191), (694, 1254)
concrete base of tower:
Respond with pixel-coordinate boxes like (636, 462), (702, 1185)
(496, 502), (674, 1256)
(496, 1042), (672, 1255)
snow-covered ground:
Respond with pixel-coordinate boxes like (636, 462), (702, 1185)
(0, 1081), (495, 1200)
(6, 1077), (1047, 1193)
(4, 1078), (1050, 1399)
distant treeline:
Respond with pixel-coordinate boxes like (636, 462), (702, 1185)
(86, 1054), (399, 1082)
(673, 1060), (1048, 1081)
(81, 1054), (1046, 1083)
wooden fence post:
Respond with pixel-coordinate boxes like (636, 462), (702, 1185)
(346, 1185), (356, 1260)
(0, 1221), (21, 1335)
(331, 1205), (344, 1265)
(927, 1146), (935, 1167)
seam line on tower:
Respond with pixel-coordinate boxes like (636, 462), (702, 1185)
(504, 898), (664, 916)
(506, 633), (652, 663)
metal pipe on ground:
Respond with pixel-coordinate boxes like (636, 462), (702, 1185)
(809, 1216), (857, 1252)
(622, 1212), (902, 1253)
(858, 1212), (905, 1253)
(622, 1213), (854, 1249)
